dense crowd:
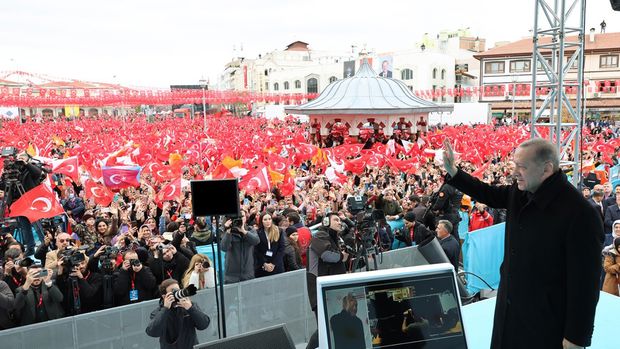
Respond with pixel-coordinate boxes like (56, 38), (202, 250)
(0, 115), (619, 331)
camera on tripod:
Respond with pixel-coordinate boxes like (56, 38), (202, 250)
(40, 216), (64, 233)
(100, 246), (120, 274)
(59, 248), (87, 270)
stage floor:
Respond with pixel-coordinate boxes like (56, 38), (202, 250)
(461, 291), (619, 349)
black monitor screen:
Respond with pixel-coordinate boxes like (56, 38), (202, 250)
(321, 271), (467, 349)
(190, 179), (240, 217)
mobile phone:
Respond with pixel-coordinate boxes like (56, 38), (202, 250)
(243, 198), (250, 206)
(38, 269), (48, 278)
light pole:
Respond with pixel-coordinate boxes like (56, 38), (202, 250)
(199, 78), (208, 133)
(511, 75), (518, 123)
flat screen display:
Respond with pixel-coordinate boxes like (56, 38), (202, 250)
(321, 270), (467, 349)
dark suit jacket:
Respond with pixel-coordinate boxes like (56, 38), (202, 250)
(254, 228), (286, 277)
(604, 204), (620, 235)
(449, 169), (603, 349)
(587, 198), (605, 220)
(330, 309), (366, 349)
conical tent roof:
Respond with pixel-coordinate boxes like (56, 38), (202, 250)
(285, 59), (453, 115)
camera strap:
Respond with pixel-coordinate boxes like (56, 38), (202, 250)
(12, 274), (23, 287)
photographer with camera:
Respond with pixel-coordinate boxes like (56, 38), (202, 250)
(2, 249), (29, 293)
(0, 151), (46, 255)
(114, 250), (157, 305)
(146, 278), (210, 349)
(306, 212), (348, 349)
(150, 242), (189, 286)
(0, 279), (14, 330)
(13, 264), (64, 326)
(55, 250), (102, 314)
(44, 232), (73, 276)
(220, 209), (260, 284)
(181, 254), (215, 290)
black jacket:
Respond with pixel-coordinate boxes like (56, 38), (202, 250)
(254, 228), (286, 277)
(150, 254), (190, 286)
(0, 280), (14, 330)
(13, 283), (64, 326)
(56, 270), (103, 314)
(283, 239), (302, 271)
(329, 309), (366, 349)
(114, 266), (157, 305)
(438, 234), (460, 272)
(146, 301), (210, 349)
(449, 169), (603, 348)
(604, 204), (620, 235)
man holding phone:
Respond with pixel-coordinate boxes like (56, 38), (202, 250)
(13, 264), (64, 326)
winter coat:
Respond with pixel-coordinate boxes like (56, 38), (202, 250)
(113, 266), (157, 305)
(602, 249), (620, 296)
(283, 239), (302, 271)
(219, 227), (260, 284)
(0, 280), (14, 330)
(146, 301), (210, 349)
(448, 169), (604, 349)
(13, 283), (64, 326)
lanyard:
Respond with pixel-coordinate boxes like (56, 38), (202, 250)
(83, 271), (91, 281)
(36, 290), (43, 308)
(130, 272), (136, 290)
(165, 269), (173, 279)
(12, 275), (23, 287)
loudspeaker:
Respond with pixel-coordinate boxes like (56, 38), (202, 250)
(194, 324), (296, 349)
(190, 179), (240, 217)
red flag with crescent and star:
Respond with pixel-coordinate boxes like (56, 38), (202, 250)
(84, 179), (114, 206)
(156, 178), (182, 205)
(52, 156), (80, 182)
(8, 183), (65, 222)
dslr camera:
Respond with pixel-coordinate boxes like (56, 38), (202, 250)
(171, 284), (197, 301)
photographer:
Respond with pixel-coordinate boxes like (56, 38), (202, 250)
(145, 279), (210, 349)
(55, 251), (102, 314)
(3, 249), (29, 293)
(114, 250), (156, 305)
(306, 213), (348, 349)
(13, 264), (64, 326)
(181, 254), (215, 290)
(0, 152), (46, 255)
(150, 243), (189, 286)
(220, 209), (260, 284)
(44, 232), (73, 276)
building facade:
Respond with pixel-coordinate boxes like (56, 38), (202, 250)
(474, 31), (620, 121)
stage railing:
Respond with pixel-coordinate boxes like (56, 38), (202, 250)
(0, 246), (421, 348)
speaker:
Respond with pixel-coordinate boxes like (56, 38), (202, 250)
(194, 324), (296, 349)
(190, 179), (240, 217)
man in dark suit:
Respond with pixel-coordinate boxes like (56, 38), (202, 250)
(443, 138), (603, 349)
(588, 188), (605, 220)
(330, 293), (366, 349)
(604, 195), (620, 237)
(436, 220), (460, 272)
(378, 60), (393, 78)
(604, 183), (620, 209)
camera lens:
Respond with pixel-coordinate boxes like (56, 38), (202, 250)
(202, 260), (210, 269)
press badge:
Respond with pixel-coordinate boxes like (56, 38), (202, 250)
(129, 289), (139, 301)
(265, 251), (273, 257)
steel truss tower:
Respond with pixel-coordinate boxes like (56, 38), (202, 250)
(530, 0), (586, 187)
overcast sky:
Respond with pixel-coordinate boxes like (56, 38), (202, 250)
(1, 0), (618, 88)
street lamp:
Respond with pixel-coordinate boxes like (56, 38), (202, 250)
(199, 78), (208, 133)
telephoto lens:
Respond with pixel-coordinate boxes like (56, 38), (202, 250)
(172, 285), (197, 301)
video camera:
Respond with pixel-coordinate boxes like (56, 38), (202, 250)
(40, 216), (64, 234)
(59, 248), (87, 270)
(100, 246), (120, 274)
(347, 195), (368, 215)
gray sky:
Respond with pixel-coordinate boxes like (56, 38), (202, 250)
(1, 0), (618, 87)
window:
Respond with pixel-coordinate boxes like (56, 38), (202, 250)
(432, 68), (438, 79)
(284, 81), (290, 90)
(273, 82), (279, 91)
(432, 85), (437, 101)
(265, 82), (269, 91)
(537, 57), (552, 71)
(600, 55), (619, 68)
(307, 78), (318, 93)
(264, 69), (269, 76)
(329, 76), (338, 83)
(510, 60), (531, 73)
(485, 61), (505, 74)
(401, 68), (413, 80)
(441, 69), (446, 79)
(294, 80), (301, 89)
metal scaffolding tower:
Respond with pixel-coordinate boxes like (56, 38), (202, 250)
(530, 0), (586, 187)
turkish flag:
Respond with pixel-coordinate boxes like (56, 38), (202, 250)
(156, 178), (182, 204)
(102, 166), (142, 191)
(52, 156), (79, 182)
(9, 184), (65, 223)
(239, 165), (271, 194)
(84, 179), (114, 206)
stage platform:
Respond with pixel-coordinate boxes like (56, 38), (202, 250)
(461, 291), (619, 349)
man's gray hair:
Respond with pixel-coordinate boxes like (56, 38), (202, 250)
(518, 138), (560, 171)
(438, 220), (453, 234)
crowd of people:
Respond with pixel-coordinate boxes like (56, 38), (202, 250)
(0, 114), (619, 336)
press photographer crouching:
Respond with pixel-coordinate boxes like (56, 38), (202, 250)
(55, 248), (102, 315)
(114, 250), (156, 306)
(146, 278), (210, 349)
